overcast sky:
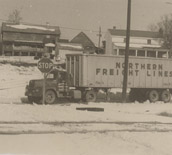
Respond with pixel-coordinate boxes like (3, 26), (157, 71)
(0, 0), (172, 45)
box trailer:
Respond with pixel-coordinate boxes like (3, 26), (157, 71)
(66, 54), (172, 102)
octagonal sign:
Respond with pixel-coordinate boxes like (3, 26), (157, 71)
(38, 57), (53, 73)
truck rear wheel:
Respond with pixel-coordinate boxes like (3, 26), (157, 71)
(85, 90), (97, 102)
(129, 89), (147, 103)
(45, 90), (57, 104)
(161, 90), (171, 103)
(148, 90), (159, 103)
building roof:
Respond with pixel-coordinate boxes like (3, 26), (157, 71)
(1, 22), (60, 35)
(108, 28), (160, 38)
(70, 32), (95, 48)
(58, 42), (83, 51)
(113, 42), (162, 49)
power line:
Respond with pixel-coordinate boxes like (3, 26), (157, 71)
(60, 26), (106, 33)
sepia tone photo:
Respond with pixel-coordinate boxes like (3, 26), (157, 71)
(0, 0), (172, 154)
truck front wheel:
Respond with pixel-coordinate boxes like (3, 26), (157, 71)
(45, 90), (57, 104)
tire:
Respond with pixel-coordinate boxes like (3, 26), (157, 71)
(161, 90), (171, 103)
(106, 92), (111, 102)
(28, 96), (34, 103)
(128, 89), (147, 103)
(45, 90), (57, 104)
(148, 90), (159, 103)
(129, 89), (136, 102)
(85, 90), (97, 102)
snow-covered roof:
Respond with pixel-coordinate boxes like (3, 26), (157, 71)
(2, 22), (60, 35)
(113, 43), (162, 49)
(14, 40), (42, 44)
(108, 29), (160, 38)
(7, 24), (55, 32)
(45, 43), (55, 47)
(58, 43), (83, 51)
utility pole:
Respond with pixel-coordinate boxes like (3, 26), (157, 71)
(97, 26), (102, 53)
(122, 0), (131, 102)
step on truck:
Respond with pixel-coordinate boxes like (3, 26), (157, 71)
(25, 53), (172, 103)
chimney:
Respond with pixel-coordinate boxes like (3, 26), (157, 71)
(46, 22), (50, 28)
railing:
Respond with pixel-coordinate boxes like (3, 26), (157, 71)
(0, 56), (39, 64)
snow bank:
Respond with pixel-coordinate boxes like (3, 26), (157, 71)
(0, 64), (42, 102)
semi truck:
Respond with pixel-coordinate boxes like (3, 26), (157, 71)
(25, 53), (172, 104)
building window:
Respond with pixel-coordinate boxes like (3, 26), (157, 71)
(157, 51), (167, 58)
(119, 49), (125, 55)
(30, 52), (36, 56)
(37, 53), (42, 58)
(123, 38), (126, 43)
(14, 52), (20, 56)
(137, 50), (145, 57)
(5, 51), (12, 56)
(129, 50), (136, 56)
(112, 49), (118, 55)
(147, 39), (151, 44)
(21, 52), (28, 56)
(147, 50), (156, 58)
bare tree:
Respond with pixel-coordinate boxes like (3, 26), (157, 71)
(8, 9), (22, 24)
(147, 23), (158, 32)
(148, 14), (172, 49)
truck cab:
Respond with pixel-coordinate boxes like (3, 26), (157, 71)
(25, 67), (70, 104)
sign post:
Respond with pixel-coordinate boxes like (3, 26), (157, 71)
(38, 57), (53, 104)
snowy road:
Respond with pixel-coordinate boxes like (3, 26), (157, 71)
(0, 102), (172, 155)
(0, 126), (172, 155)
(1, 121), (172, 134)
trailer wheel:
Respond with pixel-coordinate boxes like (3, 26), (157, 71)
(129, 89), (147, 103)
(161, 90), (171, 103)
(45, 90), (57, 104)
(128, 89), (136, 102)
(148, 90), (159, 103)
(85, 90), (97, 102)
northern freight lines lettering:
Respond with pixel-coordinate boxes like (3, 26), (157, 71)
(115, 62), (163, 70)
(96, 62), (172, 77)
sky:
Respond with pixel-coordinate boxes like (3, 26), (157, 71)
(0, 0), (172, 45)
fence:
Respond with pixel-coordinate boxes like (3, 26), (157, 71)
(0, 56), (38, 65)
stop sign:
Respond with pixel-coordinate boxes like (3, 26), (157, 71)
(38, 57), (53, 73)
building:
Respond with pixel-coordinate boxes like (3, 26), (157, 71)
(56, 42), (83, 63)
(1, 22), (60, 56)
(105, 27), (167, 58)
(70, 32), (96, 54)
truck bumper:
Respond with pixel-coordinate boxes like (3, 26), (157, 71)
(25, 85), (42, 97)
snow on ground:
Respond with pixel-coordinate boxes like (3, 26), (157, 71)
(0, 63), (42, 103)
(1, 63), (172, 124)
(1, 64), (172, 155)
(1, 132), (172, 155)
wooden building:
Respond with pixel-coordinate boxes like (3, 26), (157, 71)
(70, 32), (96, 54)
(1, 22), (60, 56)
(105, 27), (167, 58)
